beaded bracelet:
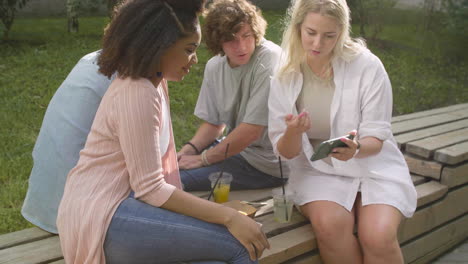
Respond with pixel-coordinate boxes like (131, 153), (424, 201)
(201, 149), (211, 167)
(184, 141), (200, 155)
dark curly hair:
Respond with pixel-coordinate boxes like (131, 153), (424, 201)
(202, 0), (267, 56)
(98, 0), (205, 79)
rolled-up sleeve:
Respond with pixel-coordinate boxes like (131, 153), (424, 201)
(268, 76), (299, 160)
(359, 64), (393, 141)
(114, 82), (175, 207)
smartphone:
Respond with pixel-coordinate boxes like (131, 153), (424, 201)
(310, 134), (355, 161)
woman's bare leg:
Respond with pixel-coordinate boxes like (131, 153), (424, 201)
(301, 200), (363, 264)
(357, 203), (403, 264)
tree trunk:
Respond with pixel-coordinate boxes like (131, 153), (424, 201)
(357, 0), (366, 37)
(1, 13), (14, 41)
(67, 0), (80, 33)
(68, 16), (79, 33)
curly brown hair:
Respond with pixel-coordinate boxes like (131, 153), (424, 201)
(202, 0), (267, 55)
(98, 0), (205, 79)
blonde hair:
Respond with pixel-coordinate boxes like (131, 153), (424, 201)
(277, 0), (366, 78)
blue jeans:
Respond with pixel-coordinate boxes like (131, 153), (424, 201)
(180, 154), (285, 191)
(104, 195), (256, 264)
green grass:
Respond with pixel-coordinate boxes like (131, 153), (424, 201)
(0, 9), (467, 235)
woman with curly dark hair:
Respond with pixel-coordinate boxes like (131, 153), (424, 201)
(56, 0), (268, 263)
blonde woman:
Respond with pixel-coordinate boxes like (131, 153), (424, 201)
(268, 0), (417, 263)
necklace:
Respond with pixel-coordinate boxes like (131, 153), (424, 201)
(306, 56), (333, 80)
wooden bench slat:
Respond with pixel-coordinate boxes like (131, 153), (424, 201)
(283, 252), (322, 264)
(411, 175), (427, 186)
(260, 225), (316, 264)
(405, 154), (442, 180)
(398, 185), (468, 243)
(434, 141), (468, 165)
(392, 109), (468, 135)
(228, 188), (273, 202)
(441, 162), (468, 188)
(415, 181), (448, 208)
(395, 119), (468, 149)
(49, 259), (65, 264)
(391, 103), (468, 123)
(257, 209), (307, 237)
(406, 128), (468, 159)
(0, 227), (53, 250)
(190, 188), (273, 202)
(402, 213), (468, 264)
(0, 236), (62, 264)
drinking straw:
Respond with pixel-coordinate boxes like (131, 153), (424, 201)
(278, 156), (289, 221)
(207, 143), (230, 201)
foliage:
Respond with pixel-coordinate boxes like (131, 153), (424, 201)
(443, 0), (468, 35)
(0, 0), (30, 40)
(348, 0), (397, 39)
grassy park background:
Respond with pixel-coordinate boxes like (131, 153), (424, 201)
(1, 7), (467, 235)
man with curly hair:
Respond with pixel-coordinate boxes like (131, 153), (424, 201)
(178, 0), (288, 191)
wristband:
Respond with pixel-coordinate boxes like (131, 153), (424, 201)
(184, 141), (200, 154)
(201, 149), (211, 167)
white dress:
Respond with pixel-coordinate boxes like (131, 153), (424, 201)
(268, 49), (417, 217)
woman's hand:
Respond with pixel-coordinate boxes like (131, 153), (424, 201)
(330, 130), (359, 161)
(177, 154), (203, 169)
(277, 111), (311, 159)
(284, 111), (311, 136)
(225, 212), (270, 261)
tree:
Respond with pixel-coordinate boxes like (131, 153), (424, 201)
(348, 0), (397, 40)
(443, 0), (468, 35)
(67, 0), (120, 33)
(0, 0), (30, 40)
(67, 0), (80, 33)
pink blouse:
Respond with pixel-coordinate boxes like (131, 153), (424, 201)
(57, 77), (182, 263)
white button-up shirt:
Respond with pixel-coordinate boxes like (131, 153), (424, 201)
(268, 49), (417, 217)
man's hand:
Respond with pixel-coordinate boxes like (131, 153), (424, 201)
(178, 154), (204, 170)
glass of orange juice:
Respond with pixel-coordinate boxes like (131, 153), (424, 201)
(208, 172), (233, 203)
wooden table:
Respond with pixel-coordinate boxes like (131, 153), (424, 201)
(1, 103), (467, 264)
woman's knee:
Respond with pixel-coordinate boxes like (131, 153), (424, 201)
(359, 223), (399, 255)
(305, 203), (354, 242)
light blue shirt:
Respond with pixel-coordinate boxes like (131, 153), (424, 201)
(21, 51), (114, 233)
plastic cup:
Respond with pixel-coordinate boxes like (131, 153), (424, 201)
(208, 172), (233, 203)
(273, 194), (294, 223)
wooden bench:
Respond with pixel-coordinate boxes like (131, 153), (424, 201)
(1, 103), (468, 264)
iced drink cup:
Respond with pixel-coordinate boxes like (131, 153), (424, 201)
(208, 172), (233, 203)
(273, 194), (294, 223)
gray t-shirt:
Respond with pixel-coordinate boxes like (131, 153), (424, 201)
(195, 39), (288, 177)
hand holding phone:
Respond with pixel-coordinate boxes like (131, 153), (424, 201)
(310, 134), (355, 161)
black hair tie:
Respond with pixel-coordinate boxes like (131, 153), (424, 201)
(184, 141), (200, 154)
